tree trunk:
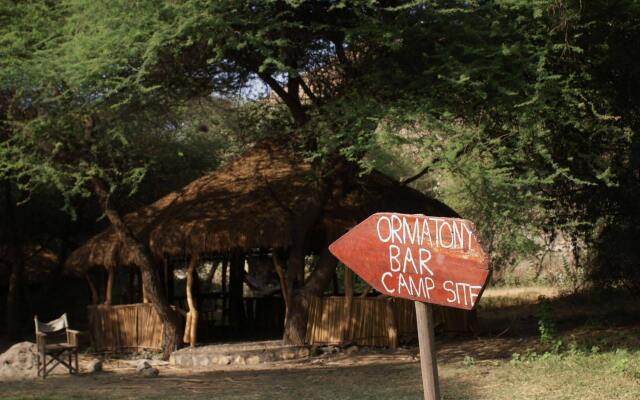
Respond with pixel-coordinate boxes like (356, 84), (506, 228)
(283, 243), (338, 345)
(283, 292), (309, 345)
(4, 181), (23, 340)
(92, 178), (179, 359)
(282, 244), (306, 344)
(6, 256), (24, 340)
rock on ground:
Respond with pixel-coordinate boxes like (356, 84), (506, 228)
(136, 360), (151, 373)
(140, 366), (159, 377)
(86, 359), (103, 373)
(0, 342), (38, 380)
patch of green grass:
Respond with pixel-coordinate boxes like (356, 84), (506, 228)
(445, 349), (640, 400)
(2, 348), (639, 400)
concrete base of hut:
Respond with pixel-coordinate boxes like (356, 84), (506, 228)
(170, 340), (310, 368)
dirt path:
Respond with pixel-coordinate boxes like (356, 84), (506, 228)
(2, 288), (638, 399)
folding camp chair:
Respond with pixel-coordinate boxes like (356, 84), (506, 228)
(34, 313), (80, 378)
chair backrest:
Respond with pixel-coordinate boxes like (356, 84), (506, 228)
(34, 313), (68, 334)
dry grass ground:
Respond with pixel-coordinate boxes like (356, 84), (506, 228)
(1, 287), (639, 400)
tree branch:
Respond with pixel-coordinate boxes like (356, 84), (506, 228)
(258, 72), (308, 126)
(298, 76), (320, 106)
(400, 158), (440, 186)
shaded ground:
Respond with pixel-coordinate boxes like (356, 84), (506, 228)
(1, 287), (639, 399)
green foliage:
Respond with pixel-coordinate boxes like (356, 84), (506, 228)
(536, 295), (558, 345)
(463, 355), (476, 367)
(0, 0), (638, 290)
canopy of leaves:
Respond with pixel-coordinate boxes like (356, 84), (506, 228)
(1, 0), (638, 288)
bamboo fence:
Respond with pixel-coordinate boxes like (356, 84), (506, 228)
(305, 296), (475, 347)
(87, 303), (165, 352)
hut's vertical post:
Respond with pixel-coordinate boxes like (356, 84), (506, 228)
(386, 298), (398, 349)
(341, 268), (353, 343)
(86, 274), (99, 305)
(229, 253), (246, 330)
(220, 257), (228, 326)
(140, 271), (149, 303)
(142, 272), (149, 304)
(272, 250), (289, 322)
(104, 267), (114, 305)
(183, 254), (198, 347)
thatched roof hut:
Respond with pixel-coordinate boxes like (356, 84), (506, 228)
(65, 144), (473, 349)
(66, 144), (455, 272)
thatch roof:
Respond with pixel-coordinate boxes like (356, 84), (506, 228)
(65, 145), (455, 273)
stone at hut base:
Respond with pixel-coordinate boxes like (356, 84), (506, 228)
(319, 346), (338, 355)
(86, 359), (102, 373)
(141, 367), (159, 377)
(246, 355), (262, 365)
(344, 345), (359, 355)
(310, 345), (322, 357)
(217, 356), (232, 366)
(136, 360), (151, 373)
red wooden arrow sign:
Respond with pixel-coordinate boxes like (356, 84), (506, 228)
(329, 212), (490, 310)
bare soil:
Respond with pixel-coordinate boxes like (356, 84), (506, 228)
(1, 287), (638, 400)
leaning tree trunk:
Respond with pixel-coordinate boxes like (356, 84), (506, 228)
(92, 178), (179, 359)
(283, 242), (338, 345)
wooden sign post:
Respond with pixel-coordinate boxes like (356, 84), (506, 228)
(329, 213), (490, 400)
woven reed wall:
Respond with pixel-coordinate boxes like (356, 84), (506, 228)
(87, 303), (165, 352)
(305, 296), (474, 347)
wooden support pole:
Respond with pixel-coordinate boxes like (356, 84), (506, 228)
(221, 256), (228, 325)
(272, 250), (289, 321)
(104, 268), (114, 305)
(229, 253), (246, 329)
(86, 274), (99, 305)
(183, 254), (198, 347)
(415, 301), (441, 400)
(142, 271), (149, 304)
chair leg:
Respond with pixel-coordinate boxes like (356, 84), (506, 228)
(75, 351), (79, 374)
(42, 353), (47, 379)
(37, 353), (41, 377)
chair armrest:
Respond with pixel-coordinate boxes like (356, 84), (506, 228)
(36, 332), (47, 351)
(66, 330), (81, 347)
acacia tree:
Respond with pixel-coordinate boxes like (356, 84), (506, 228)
(0, 1), (225, 355)
(3, 0), (638, 347)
